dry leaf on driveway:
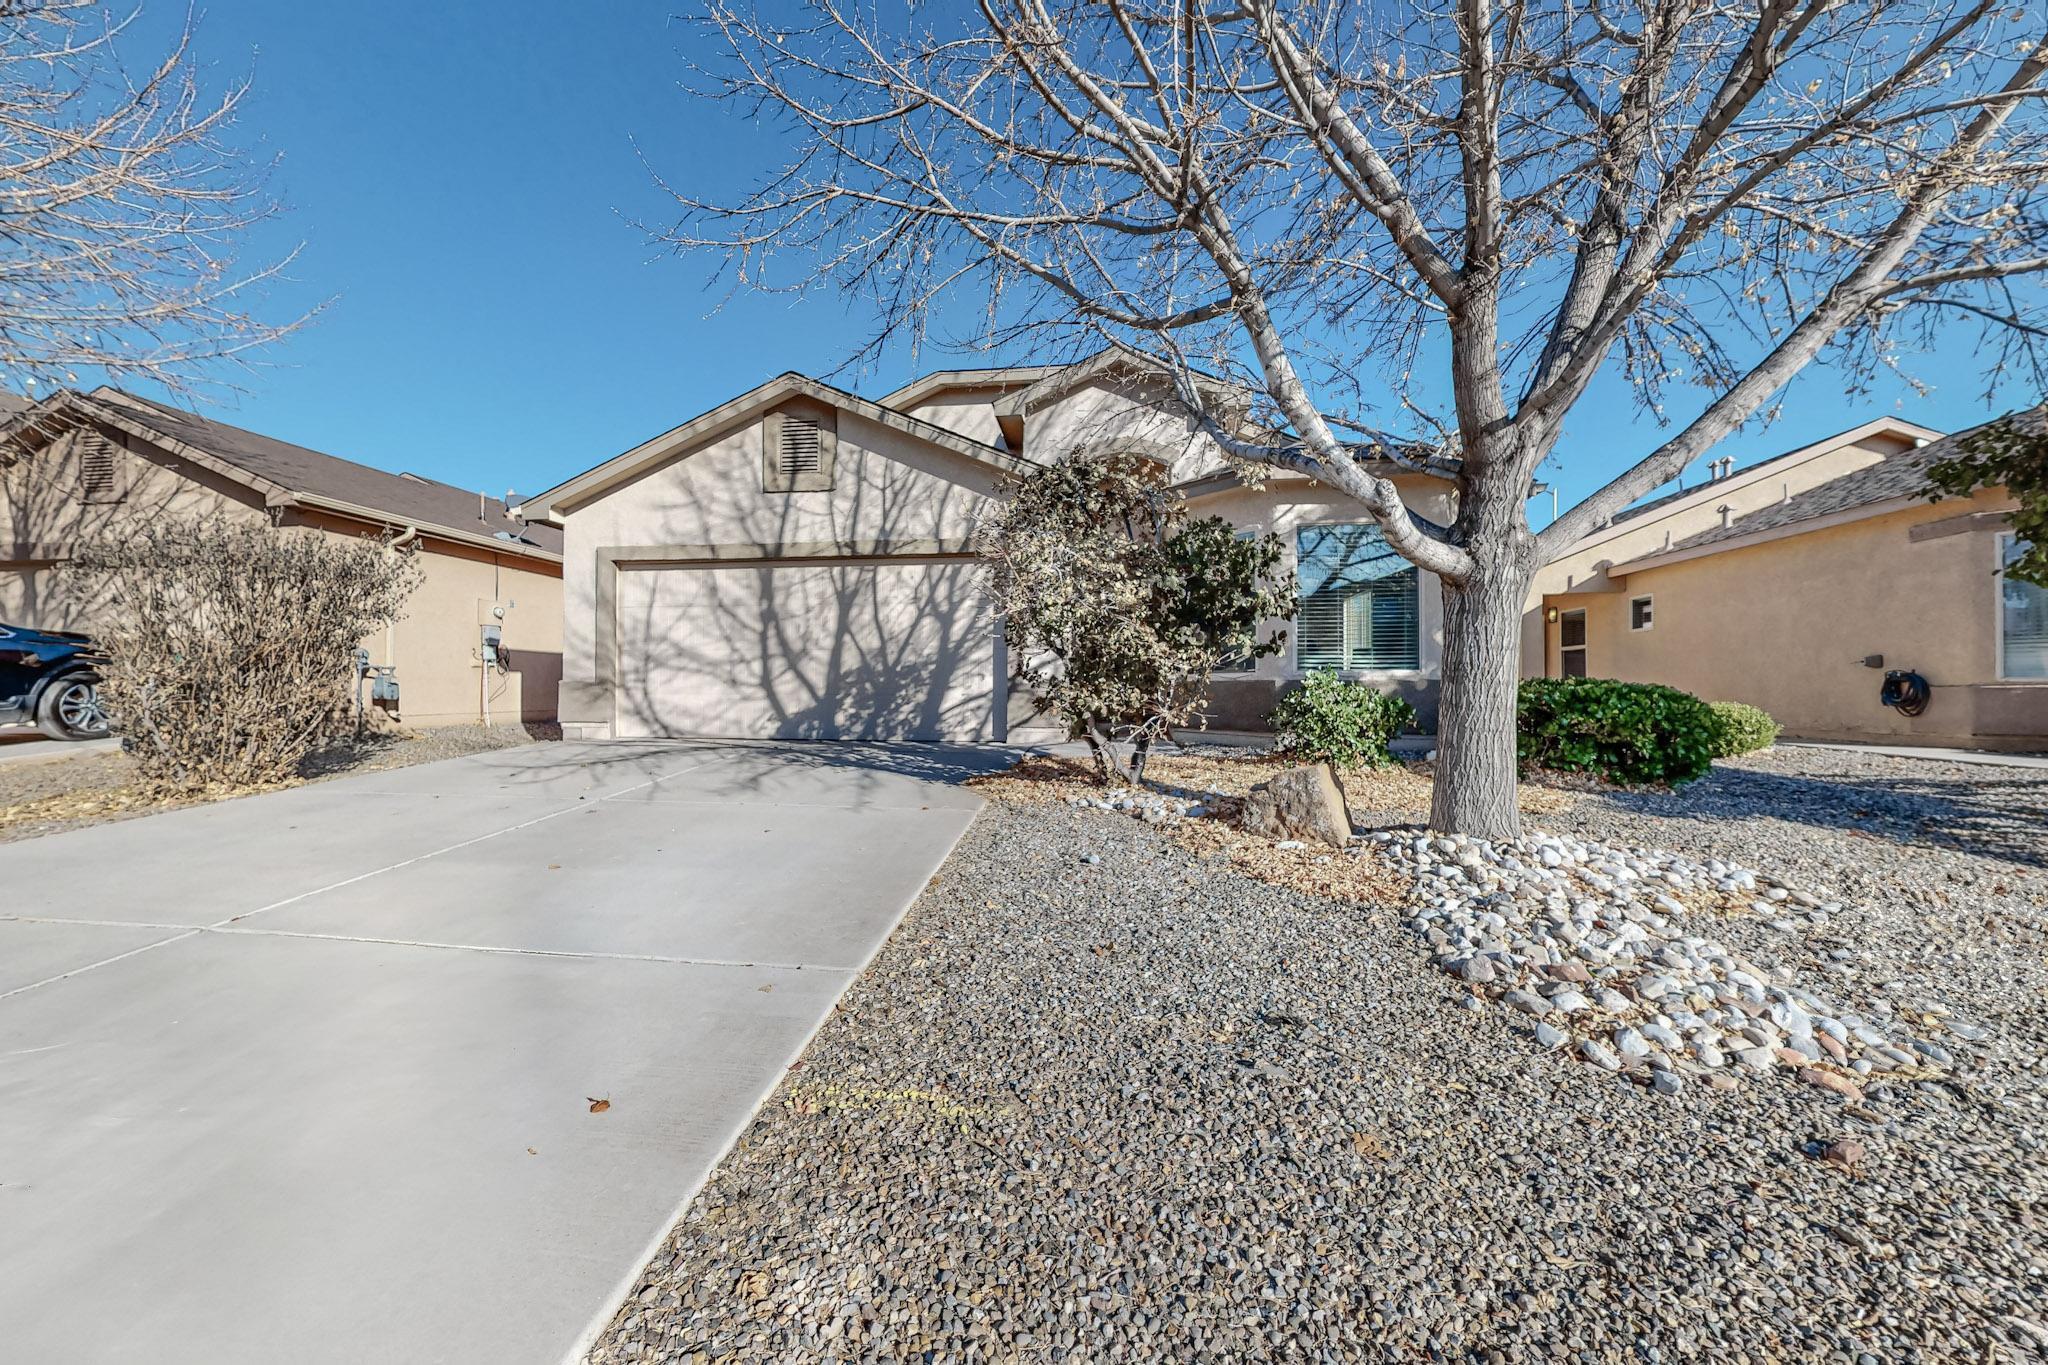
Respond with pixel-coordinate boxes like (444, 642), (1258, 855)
(587, 1097), (611, 1114)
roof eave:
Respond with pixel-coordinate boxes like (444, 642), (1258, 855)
(1605, 493), (1925, 576)
(519, 372), (1036, 522)
(289, 491), (563, 563)
(878, 364), (1067, 411)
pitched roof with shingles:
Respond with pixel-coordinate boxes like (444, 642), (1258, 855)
(81, 390), (562, 555)
(1651, 402), (2044, 558)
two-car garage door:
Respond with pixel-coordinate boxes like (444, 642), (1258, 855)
(611, 558), (1000, 742)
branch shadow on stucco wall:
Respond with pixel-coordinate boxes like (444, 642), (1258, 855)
(2, 427), (206, 628)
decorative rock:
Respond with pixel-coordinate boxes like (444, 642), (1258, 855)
(1821, 1137), (1866, 1170)
(1579, 1039), (1622, 1071)
(1240, 764), (1353, 849)
(1504, 990), (1552, 1017)
(1798, 1067), (1866, 1102)
(1534, 1021), (1568, 1050)
(1650, 1069), (1684, 1096)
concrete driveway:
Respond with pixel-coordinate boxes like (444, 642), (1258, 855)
(0, 739), (1006, 1365)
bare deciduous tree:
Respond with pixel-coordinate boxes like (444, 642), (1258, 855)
(0, 0), (300, 400)
(664, 0), (2048, 837)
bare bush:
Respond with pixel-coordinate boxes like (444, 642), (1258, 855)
(73, 520), (421, 792)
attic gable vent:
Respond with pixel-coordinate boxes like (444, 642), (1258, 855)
(761, 403), (837, 493)
(780, 417), (822, 478)
(78, 432), (120, 503)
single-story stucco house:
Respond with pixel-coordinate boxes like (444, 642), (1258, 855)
(1525, 407), (2047, 750)
(0, 388), (565, 729)
(517, 355), (1457, 743)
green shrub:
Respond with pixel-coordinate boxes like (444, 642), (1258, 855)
(1709, 700), (1780, 757)
(1268, 671), (1417, 769)
(1516, 677), (1720, 787)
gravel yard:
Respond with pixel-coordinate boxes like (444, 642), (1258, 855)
(594, 746), (2048, 1365)
(0, 723), (558, 844)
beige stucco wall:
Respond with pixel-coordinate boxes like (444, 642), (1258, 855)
(1, 426), (263, 629)
(901, 391), (1008, 448)
(557, 402), (1007, 738)
(1534, 489), (2045, 744)
(1023, 374), (1237, 482)
(313, 512), (564, 729)
(1, 422), (565, 731)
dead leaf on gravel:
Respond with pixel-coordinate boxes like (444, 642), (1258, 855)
(587, 1096), (611, 1114)
(1350, 1131), (1394, 1161)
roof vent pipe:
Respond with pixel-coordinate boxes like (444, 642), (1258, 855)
(1719, 503), (1734, 529)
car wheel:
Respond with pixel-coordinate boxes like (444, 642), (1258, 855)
(36, 675), (110, 740)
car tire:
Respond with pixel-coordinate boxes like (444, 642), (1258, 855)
(35, 674), (110, 740)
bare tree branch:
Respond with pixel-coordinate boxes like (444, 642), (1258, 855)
(0, 1), (307, 399)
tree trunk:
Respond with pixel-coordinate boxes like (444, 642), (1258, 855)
(1081, 718), (1133, 785)
(1430, 559), (1532, 840)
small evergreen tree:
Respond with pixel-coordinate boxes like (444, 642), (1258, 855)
(984, 451), (1293, 784)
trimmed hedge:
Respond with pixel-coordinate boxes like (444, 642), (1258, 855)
(1516, 677), (1720, 787)
(1268, 671), (1417, 769)
(1710, 700), (1781, 757)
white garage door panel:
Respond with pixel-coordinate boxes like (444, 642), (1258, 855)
(613, 559), (997, 741)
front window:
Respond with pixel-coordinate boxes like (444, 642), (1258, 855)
(2002, 535), (2048, 680)
(1295, 523), (1420, 671)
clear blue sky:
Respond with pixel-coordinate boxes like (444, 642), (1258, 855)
(138, 2), (2038, 521)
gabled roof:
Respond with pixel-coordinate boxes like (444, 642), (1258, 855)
(0, 389), (561, 559)
(1608, 403), (2041, 574)
(879, 364), (1066, 411)
(517, 371), (1037, 523)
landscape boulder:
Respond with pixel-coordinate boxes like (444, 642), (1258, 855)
(1239, 763), (1353, 849)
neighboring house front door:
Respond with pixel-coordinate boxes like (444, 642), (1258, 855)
(1559, 610), (1588, 678)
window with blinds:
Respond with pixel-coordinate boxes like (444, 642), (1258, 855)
(1294, 523), (1420, 671)
(2003, 535), (2048, 680)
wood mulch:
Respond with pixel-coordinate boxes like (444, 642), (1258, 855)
(966, 750), (1578, 911)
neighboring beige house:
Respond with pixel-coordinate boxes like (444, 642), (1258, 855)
(1, 389), (564, 729)
(518, 356), (1457, 742)
(1525, 409), (2048, 750)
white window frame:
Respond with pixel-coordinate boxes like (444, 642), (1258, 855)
(1289, 517), (1425, 678)
(1628, 594), (1654, 632)
(1997, 532), (2048, 683)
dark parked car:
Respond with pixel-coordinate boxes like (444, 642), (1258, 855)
(0, 623), (111, 740)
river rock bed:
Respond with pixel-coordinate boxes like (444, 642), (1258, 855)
(1375, 828), (1975, 1098)
(1066, 787), (1209, 823)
